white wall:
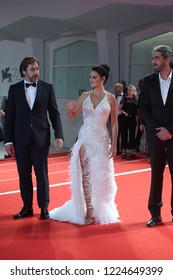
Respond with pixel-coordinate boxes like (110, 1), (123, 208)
(0, 38), (44, 99)
(45, 35), (96, 150)
(0, 40), (30, 98)
(120, 22), (173, 84)
(45, 31), (121, 150)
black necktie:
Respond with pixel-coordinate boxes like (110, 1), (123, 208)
(25, 82), (36, 88)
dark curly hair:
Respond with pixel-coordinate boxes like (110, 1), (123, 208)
(92, 64), (110, 84)
(19, 56), (40, 78)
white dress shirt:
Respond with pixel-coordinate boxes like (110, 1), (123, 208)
(159, 71), (172, 105)
(116, 93), (123, 115)
(24, 81), (37, 109)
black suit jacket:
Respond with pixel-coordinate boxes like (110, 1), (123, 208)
(141, 72), (173, 144)
(4, 80), (64, 147)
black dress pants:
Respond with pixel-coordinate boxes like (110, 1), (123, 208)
(148, 139), (173, 216)
(15, 141), (50, 209)
(121, 116), (136, 150)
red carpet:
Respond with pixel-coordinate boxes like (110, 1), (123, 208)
(0, 152), (173, 260)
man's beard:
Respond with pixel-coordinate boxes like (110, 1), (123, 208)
(153, 65), (160, 72)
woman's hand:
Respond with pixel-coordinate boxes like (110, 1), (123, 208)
(67, 100), (76, 111)
(67, 100), (77, 119)
(109, 145), (117, 158)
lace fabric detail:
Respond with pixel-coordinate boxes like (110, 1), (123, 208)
(49, 94), (120, 225)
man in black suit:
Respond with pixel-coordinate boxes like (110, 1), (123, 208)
(4, 56), (64, 220)
(114, 83), (124, 155)
(141, 45), (173, 227)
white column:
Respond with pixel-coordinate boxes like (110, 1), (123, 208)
(26, 38), (44, 79)
(96, 29), (119, 92)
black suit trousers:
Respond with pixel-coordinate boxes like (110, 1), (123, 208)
(15, 140), (50, 209)
(148, 139), (173, 216)
(117, 115), (123, 153)
(121, 116), (136, 150)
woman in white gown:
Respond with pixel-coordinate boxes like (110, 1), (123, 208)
(49, 64), (120, 225)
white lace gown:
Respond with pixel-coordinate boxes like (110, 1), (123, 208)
(49, 93), (120, 225)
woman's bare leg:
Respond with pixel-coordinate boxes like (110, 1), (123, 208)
(79, 146), (93, 224)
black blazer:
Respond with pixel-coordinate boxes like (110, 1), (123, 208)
(141, 72), (173, 144)
(4, 80), (64, 147)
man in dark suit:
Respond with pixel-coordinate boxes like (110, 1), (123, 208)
(141, 45), (173, 227)
(4, 56), (64, 220)
(114, 83), (124, 155)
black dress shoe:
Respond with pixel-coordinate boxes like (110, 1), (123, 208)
(40, 208), (49, 220)
(4, 154), (12, 159)
(146, 216), (162, 227)
(13, 208), (33, 219)
(121, 153), (126, 159)
(131, 153), (136, 159)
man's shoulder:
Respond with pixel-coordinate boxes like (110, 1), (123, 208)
(38, 80), (52, 86)
(37, 80), (53, 90)
(144, 72), (158, 81)
(9, 80), (23, 92)
(10, 80), (23, 87)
